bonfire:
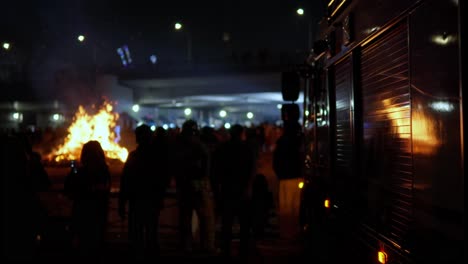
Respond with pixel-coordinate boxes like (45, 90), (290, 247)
(48, 101), (128, 163)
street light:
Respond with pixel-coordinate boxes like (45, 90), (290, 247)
(2, 42), (10, 50)
(174, 22), (192, 64)
(296, 8), (312, 50)
(77, 35), (85, 42)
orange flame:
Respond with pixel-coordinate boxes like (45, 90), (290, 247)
(50, 102), (128, 162)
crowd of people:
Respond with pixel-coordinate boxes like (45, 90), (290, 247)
(1, 119), (304, 261)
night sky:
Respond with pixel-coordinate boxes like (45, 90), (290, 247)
(1, 0), (325, 64)
(1, 0), (325, 102)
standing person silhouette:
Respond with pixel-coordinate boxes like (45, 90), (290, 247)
(213, 124), (256, 258)
(64, 140), (111, 260)
(118, 124), (170, 260)
(174, 120), (216, 254)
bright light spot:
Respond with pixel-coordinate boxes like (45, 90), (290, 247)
(246, 112), (254, 119)
(3, 42), (10, 50)
(184, 108), (192, 116)
(378, 251), (388, 264)
(137, 121), (144, 126)
(324, 199), (330, 208)
(305, 110), (309, 116)
(296, 8), (304, 15)
(431, 33), (456, 46)
(169, 123), (176, 128)
(77, 35), (85, 42)
(150, 54), (157, 64)
(12, 112), (20, 119)
(322, 120), (327, 126)
(174, 22), (182, 30)
(163, 124), (169, 130)
(150, 125), (156, 131)
(298, 182), (304, 189)
(53, 114), (60, 121)
(219, 110), (227, 118)
(277, 104), (282, 109)
(224, 123), (231, 129)
(430, 101), (454, 112)
(132, 104), (140, 112)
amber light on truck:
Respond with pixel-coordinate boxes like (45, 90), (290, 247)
(378, 250), (387, 264)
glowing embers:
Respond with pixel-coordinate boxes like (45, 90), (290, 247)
(49, 101), (128, 162)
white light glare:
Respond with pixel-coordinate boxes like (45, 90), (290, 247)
(77, 35), (85, 42)
(184, 108), (192, 116)
(132, 104), (140, 112)
(175, 22), (182, 30)
(296, 8), (304, 15)
(12, 112), (20, 119)
(3, 42), (10, 50)
(151, 125), (156, 131)
(219, 110), (227, 118)
(277, 104), (282, 109)
(163, 124), (169, 130)
(430, 101), (454, 112)
(246, 112), (254, 119)
(53, 113), (60, 121)
(224, 123), (231, 129)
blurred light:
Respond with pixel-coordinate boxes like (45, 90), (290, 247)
(169, 123), (176, 128)
(431, 33), (456, 46)
(12, 112), (20, 120)
(77, 35), (85, 42)
(150, 54), (157, 64)
(277, 104), (282, 109)
(298, 181), (304, 189)
(175, 22), (183, 30)
(296, 8), (304, 15)
(137, 121), (144, 126)
(378, 251), (388, 264)
(219, 110), (227, 118)
(184, 108), (192, 116)
(36, 234), (41, 241)
(53, 113), (60, 121)
(305, 110), (309, 116)
(2, 42), (10, 50)
(150, 125), (156, 131)
(117, 47), (128, 67)
(430, 101), (454, 112)
(163, 124), (169, 130)
(246, 112), (254, 119)
(324, 199), (330, 208)
(132, 104), (140, 112)
(222, 32), (231, 42)
(123, 45), (132, 64)
(224, 123), (231, 129)
(322, 120), (327, 126)
(328, 0), (335, 7)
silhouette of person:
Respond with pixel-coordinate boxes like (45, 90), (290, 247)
(173, 120), (216, 254)
(1, 134), (44, 260)
(64, 140), (111, 259)
(273, 121), (304, 241)
(118, 124), (170, 260)
(213, 124), (256, 258)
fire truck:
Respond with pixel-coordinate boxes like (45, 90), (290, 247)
(282, 0), (465, 263)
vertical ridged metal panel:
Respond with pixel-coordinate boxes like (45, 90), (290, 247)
(361, 22), (412, 244)
(334, 57), (353, 174)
